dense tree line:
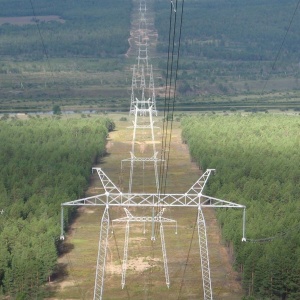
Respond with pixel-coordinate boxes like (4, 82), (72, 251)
(154, 0), (300, 89)
(155, 0), (300, 62)
(181, 114), (300, 299)
(0, 0), (131, 59)
(0, 116), (114, 299)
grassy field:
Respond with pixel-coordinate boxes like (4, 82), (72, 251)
(1, 57), (300, 114)
(0, 15), (65, 25)
(46, 113), (245, 300)
(1, 0), (300, 114)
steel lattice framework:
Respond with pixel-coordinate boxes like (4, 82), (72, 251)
(60, 168), (246, 300)
(93, 207), (110, 300)
(60, 0), (247, 299)
(198, 207), (212, 299)
(112, 208), (177, 288)
(61, 169), (246, 211)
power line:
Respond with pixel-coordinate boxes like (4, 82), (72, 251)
(260, 0), (300, 94)
(29, 0), (51, 65)
(161, 0), (179, 194)
(150, 0), (186, 247)
(110, 211), (131, 299)
(159, 0), (184, 194)
(159, 0), (176, 188)
(155, 0), (177, 241)
(246, 223), (300, 243)
(162, 0), (185, 196)
(157, 0), (178, 240)
(28, 0), (73, 116)
(177, 211), (198, 300)
(155, 0), (185, 240)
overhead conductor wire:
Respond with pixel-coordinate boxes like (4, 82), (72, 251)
(246, 223), (300, 243)
(155, 0), (176, 240)
(29, 0), (57, 110)
(27, 6), (83, 295)
(109, 211), (131, 299)
(26, 0), (91, 297)
(155, 0), (184, 239)
(152, 0), (176, 244)
(159, 0), (178, 192)
(28, 0), (92, 176)
(177, 211), (198, 299)
(162, 0), (184, 195)
(29, 0), (75, 117)
(260, 0), (300, 95)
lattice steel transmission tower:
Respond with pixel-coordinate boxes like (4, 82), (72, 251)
(127, 0), (159, 196)
(60, 1), (247, 299)
(60, 168), (246, 299)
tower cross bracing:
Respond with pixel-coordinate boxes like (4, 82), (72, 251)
(60, 0), (247, 299)
(60, 168), (246, 300)
(112, 208), (177, 288)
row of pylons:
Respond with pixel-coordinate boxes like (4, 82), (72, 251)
(124, 0), (160, 194)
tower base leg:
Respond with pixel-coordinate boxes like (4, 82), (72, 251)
(93, 207), (110, 300)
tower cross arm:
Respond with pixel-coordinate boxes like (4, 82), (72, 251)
(61, 167), (245, 208)
(200, 194), (246, 208)
(186, 169), (215, 195)
(92, 168), (121, 194)
(61, 194), (108, 207)
(61, 192), (245, 209)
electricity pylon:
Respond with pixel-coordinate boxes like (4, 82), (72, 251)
(112, 207), (177, 288)
(60, 0), (247, 299)
(121, 0), (171, 287)
(60, 168), (246, 300)
(127, 0), (158, 195)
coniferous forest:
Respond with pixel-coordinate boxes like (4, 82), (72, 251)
(181, 114), (300, 299)
(155, 0), (300, 62)
(0, 0), (299, 298)
(0, 116), (114, 298)
(0, 0), (131, 59)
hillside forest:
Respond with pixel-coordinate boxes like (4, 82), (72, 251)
(0, 0), (300, 112)
(155, 0), (300, 86)
(181, 114), (300, 299)
(0, 0), (299, 299)
(0, 0), (131, 58)
(0, 0), (132, 113)
(0, 116), (114, 298)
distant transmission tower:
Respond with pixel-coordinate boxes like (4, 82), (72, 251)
(127, 0), (159, 197)
(60, 0), (247, 299)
